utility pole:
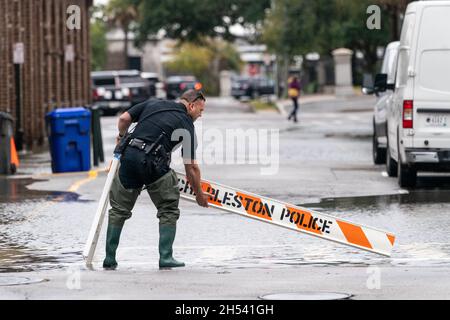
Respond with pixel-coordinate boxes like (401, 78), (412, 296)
(281, 0), (289, 99)
(270, 0), (290, 98)
(270, 0), (280, 98)
(13, 42), (24, 151)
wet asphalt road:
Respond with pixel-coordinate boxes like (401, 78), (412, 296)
(1, 95), (450, 278)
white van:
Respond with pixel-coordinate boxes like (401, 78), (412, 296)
(384, 1), (450, 188)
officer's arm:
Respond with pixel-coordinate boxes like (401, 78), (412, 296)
(184, 162), (209, 208)
(118, 112), (132, 137)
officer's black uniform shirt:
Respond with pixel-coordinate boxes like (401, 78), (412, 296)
(127, 99), (197, 161)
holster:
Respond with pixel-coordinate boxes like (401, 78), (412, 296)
(145, 144), (171, 179)
(114, 133), (132, 155)
(128, 131), (170, 181)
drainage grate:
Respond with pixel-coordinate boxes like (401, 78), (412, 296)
(0, 276), (47, 286)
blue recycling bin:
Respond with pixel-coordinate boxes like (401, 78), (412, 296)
(46, 107), (91, 173)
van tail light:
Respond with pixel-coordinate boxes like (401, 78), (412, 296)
(403, 100), (413, 129)
(93, 89), (99, 100)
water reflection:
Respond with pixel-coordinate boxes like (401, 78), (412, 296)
(0, 177), (85, 272)
(1, 175), (450, 272)
(298, 188), (450, 268)
(0, 177), (83, 203)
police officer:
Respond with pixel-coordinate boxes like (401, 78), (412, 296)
(103, 89), (209, 270)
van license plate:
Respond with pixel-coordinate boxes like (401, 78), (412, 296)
(426, 115), (448, 127)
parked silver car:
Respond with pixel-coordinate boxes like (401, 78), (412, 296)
(363, 41), (400, 166)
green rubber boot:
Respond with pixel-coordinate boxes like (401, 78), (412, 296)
(159, 224), (185, 269)
(103, 223), (124, 270)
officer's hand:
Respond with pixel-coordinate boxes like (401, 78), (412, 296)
(196, 192), (209, 208)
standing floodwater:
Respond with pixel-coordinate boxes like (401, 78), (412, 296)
(0, 177), (85, 272)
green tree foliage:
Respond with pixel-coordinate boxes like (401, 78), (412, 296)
(134, 0), (271, 45)
(376, 0), (414, 40)
(165, 43), (212, 78)
(263, 0), (315, 57)
(334, 0), (392, 73)
(263, 0), (408, 74)
(90, 6), (108, 71)
(164, 39), (243, 95)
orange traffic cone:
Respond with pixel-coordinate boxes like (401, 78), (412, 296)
(10, 137), (19, 174)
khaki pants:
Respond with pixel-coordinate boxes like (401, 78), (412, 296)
(108, 168), (181, 226)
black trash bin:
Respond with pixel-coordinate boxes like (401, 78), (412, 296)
(0, 112), (14, 175)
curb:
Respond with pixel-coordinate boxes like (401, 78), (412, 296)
(275, 101), (288, 116)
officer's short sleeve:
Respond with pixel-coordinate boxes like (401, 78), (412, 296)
(126, 102), (145, 122)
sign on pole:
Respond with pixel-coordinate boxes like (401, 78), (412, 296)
(65, 44), (75, 62)
(13, 43), (25, 64)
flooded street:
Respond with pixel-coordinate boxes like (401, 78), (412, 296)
(304, 189), (450, 267)
(2, 0), (450, 304)
(1, 96), (449, 281)
(2, 180), (450, 279)
(0, 177), (86, 272)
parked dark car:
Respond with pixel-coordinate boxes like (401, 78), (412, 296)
(231, 76), (252, 99)
(254, 77), (276, 96)
(231, 76), (275, 100)
(141, 72), (160, 98)
(91, 70), (151, 115)
(165, 76), (202, 100)
(117, 70), (151, 105)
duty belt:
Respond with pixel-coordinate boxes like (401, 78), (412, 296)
(128, 131), (167, 155)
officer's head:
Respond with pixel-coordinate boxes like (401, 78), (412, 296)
(180, 90), (206, 122)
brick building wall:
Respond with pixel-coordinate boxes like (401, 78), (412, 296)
(0, 0), (92, 151)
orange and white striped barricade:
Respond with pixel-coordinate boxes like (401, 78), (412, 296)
(176, 172), (395, 256)
(83, 154), (120, 267)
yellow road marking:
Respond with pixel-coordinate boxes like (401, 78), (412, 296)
(68, 170), (99, 193)
(33, 167), (108, 179)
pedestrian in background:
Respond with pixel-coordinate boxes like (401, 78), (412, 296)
(287, 76), (301, 123)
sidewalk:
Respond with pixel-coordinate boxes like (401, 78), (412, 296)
(275, 93), (376, 116)
(2, 265), (450, 299)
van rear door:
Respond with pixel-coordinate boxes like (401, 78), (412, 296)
(413, 5), (450, 149)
